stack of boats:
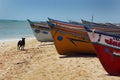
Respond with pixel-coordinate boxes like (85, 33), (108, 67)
(28, 18), (120, 76)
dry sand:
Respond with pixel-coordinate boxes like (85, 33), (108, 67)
(0, 38), (120, 80)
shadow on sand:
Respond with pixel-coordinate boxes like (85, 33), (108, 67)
(104, 74), (120, 77)
(59, 53), (97, 58)
(39, 42), (54, 46)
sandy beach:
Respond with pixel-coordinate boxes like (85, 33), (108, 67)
(0, 38), (119, 80)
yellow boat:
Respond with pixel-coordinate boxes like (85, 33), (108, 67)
(48, 18), (95, 55)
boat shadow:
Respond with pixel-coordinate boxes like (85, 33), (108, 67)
(59, 53), (97, 58)
(39, 42), (54, 46)
(104, 74), (120, 77)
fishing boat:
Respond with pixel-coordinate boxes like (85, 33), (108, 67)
(82, 19), (120, 33)
(27, 19), (53, 42)
(85, 27), (120, 76)
(81, 19), (118, 27)
(48, 18), (95, 55)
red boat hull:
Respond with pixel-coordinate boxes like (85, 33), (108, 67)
(93, 43), (120, 76)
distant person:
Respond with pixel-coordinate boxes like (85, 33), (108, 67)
(17, 38), (25, 50)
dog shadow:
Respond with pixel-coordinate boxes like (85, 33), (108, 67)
(17, 49), (27, 51)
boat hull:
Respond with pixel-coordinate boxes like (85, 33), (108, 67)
(31, 27), (53, 42)
(48, 20), (95, 55)
(27, 19), (53, 42)
(93, 43), (120, 76)
(87, 30), (120, 76)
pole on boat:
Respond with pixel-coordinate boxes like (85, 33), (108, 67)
(90, 14), (94, 27)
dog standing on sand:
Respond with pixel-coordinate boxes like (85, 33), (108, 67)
(17, 38), (25, 50)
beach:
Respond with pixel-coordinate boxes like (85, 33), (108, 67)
(0, 38), (120, 80)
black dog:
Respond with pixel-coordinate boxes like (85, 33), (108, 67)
(17, 38), (25, 50)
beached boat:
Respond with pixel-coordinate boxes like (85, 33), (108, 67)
(48, 18), (95, 55)
(86, 27), (120, 76)
(82, 19), (120, 33)
(81, 19), (118, 27)
(27, 19), (53, 42)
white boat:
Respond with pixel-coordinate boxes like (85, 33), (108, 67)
(27, 19), (53, 42)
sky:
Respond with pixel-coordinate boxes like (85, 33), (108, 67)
(0, 0), (120, 23)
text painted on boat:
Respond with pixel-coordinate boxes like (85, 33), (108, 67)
(105, 38), (120, 47)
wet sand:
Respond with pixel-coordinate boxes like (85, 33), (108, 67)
(0, 38), (119, 80)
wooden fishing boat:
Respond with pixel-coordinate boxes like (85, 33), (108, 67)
(48, 18), (120, 35)
(86, 27), (120, 76)
(81, 19), (118, 27)
(81, 19), (120, 33)
(27, 19), (53, 42)
(48, 18), (95, 55)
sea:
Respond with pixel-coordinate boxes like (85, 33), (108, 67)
(0, 19), (34, 41)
